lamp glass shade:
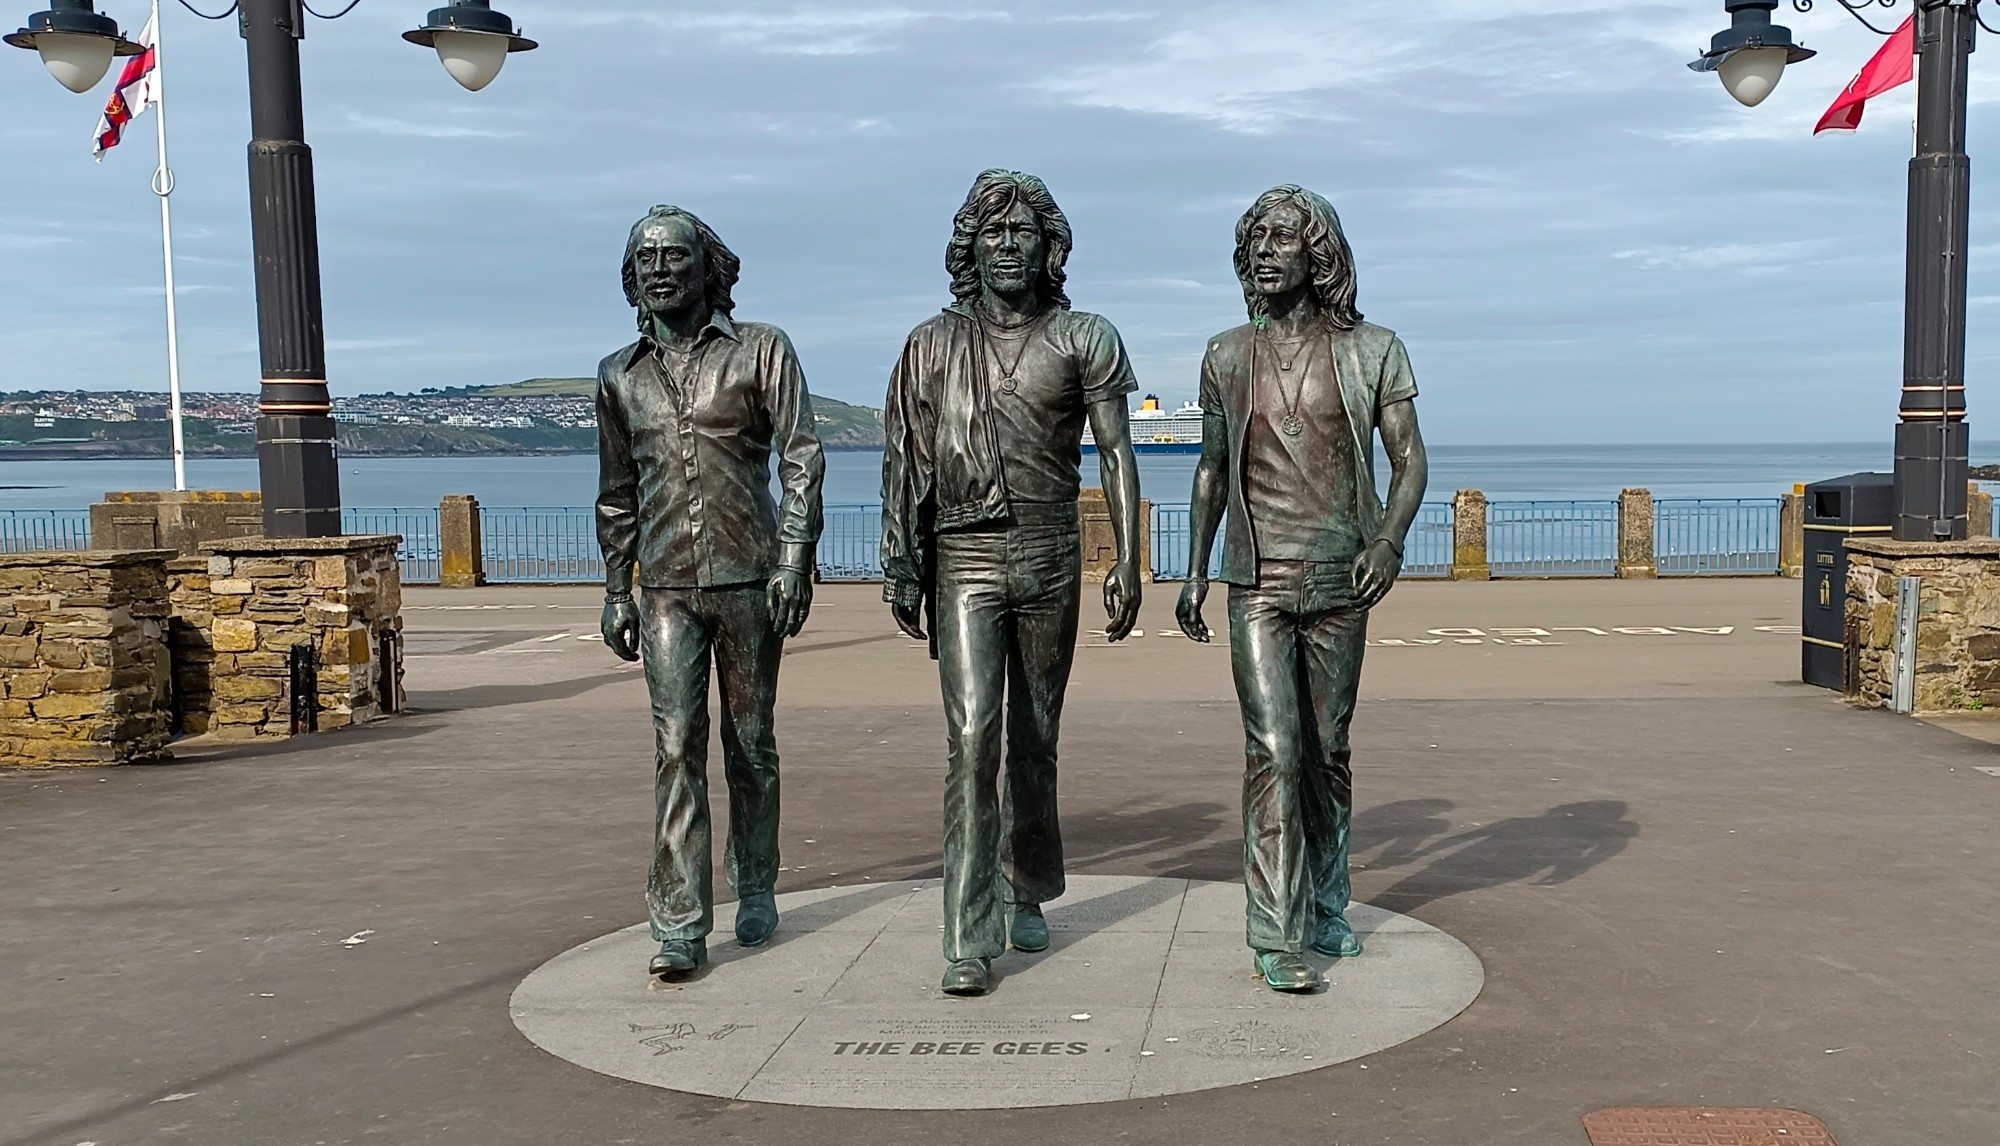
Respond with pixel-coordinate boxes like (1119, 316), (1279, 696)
(1718, 46), (1789, 107)
(36, 31), (116, 93)
(433, 29), (508, 92)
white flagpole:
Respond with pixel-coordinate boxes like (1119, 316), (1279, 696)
(150, 0), (187, 492)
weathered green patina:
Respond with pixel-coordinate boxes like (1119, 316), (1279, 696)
(881, 170), (1144, 996)
(1178, 186), (1431, 993)
(596, 205), (827, 978)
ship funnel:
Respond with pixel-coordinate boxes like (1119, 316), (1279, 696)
(1141, 395), (1162, 412)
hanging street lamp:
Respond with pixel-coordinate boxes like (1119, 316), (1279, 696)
(5, 1), (141, 92)
(1693, 0), (1988, 542)
(8, 0), (537, 538)
(1688, 0), (1818, 106)
(404, 0), (537, 93)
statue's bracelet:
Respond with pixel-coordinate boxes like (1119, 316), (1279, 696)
(604, 592), (634, 605)
(1370, 537), (1404, 559)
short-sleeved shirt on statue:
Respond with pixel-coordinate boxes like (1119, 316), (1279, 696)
(976, 309), (1138, 505)
(1245, 334), (1364, 561)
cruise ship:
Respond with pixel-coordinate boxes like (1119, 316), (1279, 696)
(1083, 395), (1204, 455)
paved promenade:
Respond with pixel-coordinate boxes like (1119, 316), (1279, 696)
(3, 578), (1998, 1144)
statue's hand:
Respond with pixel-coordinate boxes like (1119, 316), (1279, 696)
(1103, 561), (1142, 643)
(891, 600), (927, 642)
(601, 595), (641, 662)
(1176, 578), (1212, 643)
(769, 568), (813, 638)
(1354, 541), (1404, 609)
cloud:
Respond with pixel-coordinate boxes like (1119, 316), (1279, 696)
(338, 112), (523, 139)
(0, 0), (1993, 448)
(575, 5), (1007, 56)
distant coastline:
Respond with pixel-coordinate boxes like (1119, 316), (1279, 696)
(0, 378), (889, 459)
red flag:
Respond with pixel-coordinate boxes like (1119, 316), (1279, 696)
(1815, 15), (1916, 134)
(93, 10), (158, 160)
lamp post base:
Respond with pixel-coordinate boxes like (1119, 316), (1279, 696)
(256, 414), (342, 539)
(1893, 420), (1969, 542)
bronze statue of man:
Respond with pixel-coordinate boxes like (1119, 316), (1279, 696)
(1177, 186), (1429, 992)
(882, 170), (1144, 996)
(597, 204), (827, 978)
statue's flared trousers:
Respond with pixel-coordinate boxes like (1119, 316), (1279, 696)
(1228, 559), (1366, 954)
(639, 583), (783, 943)
(934, 514), (1082, 962)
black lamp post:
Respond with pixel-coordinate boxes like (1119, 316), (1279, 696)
(9, 0), (536, 538)
(1694, 0), (1980, 542)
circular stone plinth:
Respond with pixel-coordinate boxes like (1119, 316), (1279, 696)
(509, 875), (1482, 1110)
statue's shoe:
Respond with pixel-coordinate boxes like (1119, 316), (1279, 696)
(1009, 903), (1050, 953)
(736, 893), (779, 948)
(941, 958), (993, 996)
(1253, 950), (1320, 993)
(1311, 915), (1363, 959)
(649, 939), (708, 978)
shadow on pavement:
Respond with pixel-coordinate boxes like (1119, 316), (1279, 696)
(408, 670), (640, 714)
(1364, 799), (1641, 914)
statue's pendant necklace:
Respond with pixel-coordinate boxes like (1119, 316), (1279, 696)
(1256, 333), (1313, 437)
(977, 305), (1041, 396)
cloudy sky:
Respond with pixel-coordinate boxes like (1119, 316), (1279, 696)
(3, 0), (1998, 442)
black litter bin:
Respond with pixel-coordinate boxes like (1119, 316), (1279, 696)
(1802, 472), (1895, 690)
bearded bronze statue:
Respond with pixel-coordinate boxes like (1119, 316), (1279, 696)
(596, 205), (827, 978)
(1178, 186), (1430, 992)
(881, 170), (1145, 996)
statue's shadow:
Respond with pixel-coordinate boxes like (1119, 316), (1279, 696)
(1355, 798), (1641, 915)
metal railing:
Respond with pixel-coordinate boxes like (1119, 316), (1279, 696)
(481, 506), (605, 584)
(819, 504), (885, 581)
(1404, 502), (1454, 578)
(1150, 505), (1224, 582)
(1487, 500), (1618, 577)
(1655, 498), (1783, 576)
(1151, 501), (1454, 580)
(343, 507), (442, 583)
(0, 509), (91, 553)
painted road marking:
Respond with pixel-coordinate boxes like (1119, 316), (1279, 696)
(540, 633), (571, 642)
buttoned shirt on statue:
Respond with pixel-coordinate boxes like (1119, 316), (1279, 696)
(596, 312), (826, 589)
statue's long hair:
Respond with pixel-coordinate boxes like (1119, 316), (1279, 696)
(945, 169), (1073, 310)
(1233, 185), (1362, 330)
(621, 204), (742, 319)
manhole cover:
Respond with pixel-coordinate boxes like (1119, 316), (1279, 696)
(1583, 1108), (1837, 1145)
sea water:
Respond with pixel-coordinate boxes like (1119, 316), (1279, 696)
(0, 443), (1985, 512)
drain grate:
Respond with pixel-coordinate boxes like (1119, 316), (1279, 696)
(1582, 1108), (1837, 1145)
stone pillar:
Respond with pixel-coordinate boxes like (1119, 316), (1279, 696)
(90, 491), (263, 556)
(1968, 482), (1992, 539)
(202, 535), (404, 740)
(166, 557), (217, 735)
(1450, 490), (1490, 581)
(1845, 537), (2000, 713)
(1780, 489), (1806, 579)
(0, 550), (175, 767)
(1616, 488), (1657, 580)
(439, 495), (485, 589)
(1078, 488), (1151, 585)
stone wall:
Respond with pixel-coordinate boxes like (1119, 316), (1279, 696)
(167, 557), (216, 735)
(202, 535), (404, 740)
(90, 490), (262, 556)
(1078, 488), (1152, 586)
(0, 550), (176, 766)
(1845, 538), (2000, 713)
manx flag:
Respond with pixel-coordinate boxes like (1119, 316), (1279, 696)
(93, 10), (159, 160)
(1816, 14), (1916, 134)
